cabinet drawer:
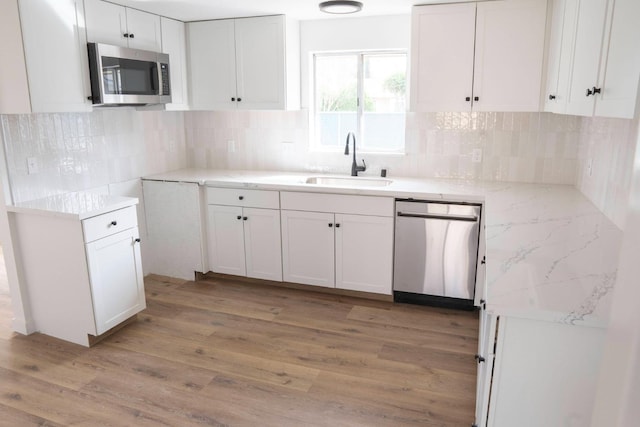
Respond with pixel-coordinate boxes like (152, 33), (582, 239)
(82, 206), (138, 243)
(280, 192), (394, 217)
(207, 187), (279, 209)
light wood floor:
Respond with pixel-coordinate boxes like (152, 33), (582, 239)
(0, 273), (479, 426)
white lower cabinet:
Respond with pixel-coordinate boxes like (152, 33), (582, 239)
(280, 192), (394, 295)
(86, 227), (145, 335)
(10, 203), (145, 347)
(280, 210), (335, 287)
(206, 187), (282, 282)
(475, 314), (606, 426)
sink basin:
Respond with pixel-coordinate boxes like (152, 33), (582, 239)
(305, 176), (393, 187)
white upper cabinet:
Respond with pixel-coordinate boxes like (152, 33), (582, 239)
(187, 19), (237, 110)
(187, 15), (300, 110)
(85, 0), (161, 51)
(546, 0), (640, 119)
(410, 0), (547, 112)
(0, 0), (31, 114)
(564, 0), (609, 116)
(409, 3), (476, 112)
(161, 17), (189, 110)
(18, 0), (92, 113)
(473, 0), (547, 112)
(594, 0), (640, 118)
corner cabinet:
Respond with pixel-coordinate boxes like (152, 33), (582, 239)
(16, 0), (92, 113)
(545, 0), (640, 118)
(474, 313), (606, 426)
(187, 15), (300, 110)
(410, 0), (547, 112)
(84, 0), (162, 51)
(10, 203), (145, 347)
(206, 188), (283, 282)
(280, 192), (394, 295)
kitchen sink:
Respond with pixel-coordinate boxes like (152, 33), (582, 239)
(305, 176), (393, 187)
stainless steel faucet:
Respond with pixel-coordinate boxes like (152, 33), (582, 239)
(344, 132), (366, 177)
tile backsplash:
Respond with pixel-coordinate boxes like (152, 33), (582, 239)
(576, 116), (639, 229)
(1, 110), (187, 203)
(2, 108), (637, 232)
(184, 110), (581, 184)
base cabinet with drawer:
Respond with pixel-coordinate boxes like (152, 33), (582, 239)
(10, 203), (145, 347)
(206, 187), (282, 281)
(280, 192), (394, 295)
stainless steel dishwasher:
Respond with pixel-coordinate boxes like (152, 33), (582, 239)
(393, 200), (481, 309)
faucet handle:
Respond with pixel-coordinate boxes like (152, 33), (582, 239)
(361, 159), (367, 171)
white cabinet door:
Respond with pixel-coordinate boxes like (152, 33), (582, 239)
(594, 0), (640, 119)
(565, 0), (609, 116)
(142, 180), (206, 281)
(243, 208), (282, 281)
(234, 15), (286, 110)
(207, 205), (246, 277)
(125, 7), (161, 51)
(0, 0), (31, 114)
(86, 227), (145, 335)
(544, 0), (580, 113)
(161, 17), (189, 110)
(281, 210), (335, 287)
(473, 0), (547, 112)
(18, 0), (92, 112)
(335, 214), (393, 295)
(487, 317), (606, 426)
(84, 0), (128, 47)
(475, 309), (497, 427)
(187, 19), (237, 110)
(410, 3), (476, 112)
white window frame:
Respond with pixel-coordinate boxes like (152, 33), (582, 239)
(311, 50), (408, 154)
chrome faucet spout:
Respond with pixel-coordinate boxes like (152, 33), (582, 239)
(344, 132), (366, 176)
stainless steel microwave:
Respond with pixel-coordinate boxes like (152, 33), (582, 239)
(87, 43), (171, 106)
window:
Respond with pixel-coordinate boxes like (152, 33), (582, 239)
(313, 51), (407, 153)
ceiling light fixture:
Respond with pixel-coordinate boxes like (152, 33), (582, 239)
(319, 0), (363, 14)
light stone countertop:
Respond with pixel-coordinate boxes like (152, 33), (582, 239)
(7, 192), (138, 220)
(144, 169), (623, 327)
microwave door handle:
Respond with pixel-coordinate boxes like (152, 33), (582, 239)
(152, 64), (160, 95)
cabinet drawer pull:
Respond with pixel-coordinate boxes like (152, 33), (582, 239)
(474, 96), (479, 101)
(135, 238), (141, 243)
(238, 196), (244, 200)
(592, 86), (601, 95)
(129, 33), (135, 39)
(549, 94), (556, 100)
(335, 223), (341, 228)
(236, 215), (242, 220)
(328, 223), (333, 228)
(231, 97), (236, 101)
(123, 33), (129, 38)
(586, 87), (594, 97)
(465, 96), (471, 102)
(110, 221), (117, 226)
(474, 354), (486, 363)
(243, 216), (248, 221)
(237, 98), (242, 102)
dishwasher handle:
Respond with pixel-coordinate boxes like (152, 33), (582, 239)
(397, 211), (478, 222)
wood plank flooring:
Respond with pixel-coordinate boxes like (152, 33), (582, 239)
(0, 273), (479, 426)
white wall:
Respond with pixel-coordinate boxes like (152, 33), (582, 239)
(300, 15), (411, 108)
(591, 124), (640, 426)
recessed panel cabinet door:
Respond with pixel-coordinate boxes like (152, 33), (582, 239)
(234, 15), (285, 110)
(410, 3), (476, 112)
(18, 0), (92, 112)
(207, 205), (246, 277)
(243, 208), (282, 281)
(187, 20), (237, 110)
(335, 214), (393, 295)
(125, 8), (162, 52)
(473, 0), (547, 112)
(564, 0), (609, 116)
(84, 0), (128, 47)
(86, 228), (145, 335)
(281, 210), (335, 287)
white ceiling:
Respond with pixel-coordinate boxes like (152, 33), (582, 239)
(109, 0), (453, 22)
